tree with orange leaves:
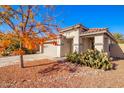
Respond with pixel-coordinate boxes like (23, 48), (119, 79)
(0, 5), (60, 68)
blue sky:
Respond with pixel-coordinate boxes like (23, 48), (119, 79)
(55, 5), (124, 34)
(0, 5), (124, 34)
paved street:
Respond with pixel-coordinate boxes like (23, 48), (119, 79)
(0, 54), (50, 67)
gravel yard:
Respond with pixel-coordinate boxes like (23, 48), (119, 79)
(0, 59), (124, 88)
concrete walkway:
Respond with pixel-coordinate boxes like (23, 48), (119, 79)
(0, 54), (66, 67)
(0, 54), (52, 67)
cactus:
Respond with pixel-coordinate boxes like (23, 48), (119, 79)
(66, 49), (113, 70)
(66, 52), (80, 63)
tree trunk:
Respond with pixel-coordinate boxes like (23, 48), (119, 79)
(20, 55), (24, 68)
(20, 40), (24, 68)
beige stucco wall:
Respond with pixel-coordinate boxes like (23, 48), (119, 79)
(62, 29), (80, 53)
(41, 28), (118, 58)
(60, 38), (73, 56)
(57, 38), (62, 57)
(104, 35), (110, 56)
(41, 27), (81, 57)
(94, 34), (104, 51)
(103, 34), (117, 57)
(110, 44), (124, 58)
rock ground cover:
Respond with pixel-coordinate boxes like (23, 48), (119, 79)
(0, 59), (124, 88)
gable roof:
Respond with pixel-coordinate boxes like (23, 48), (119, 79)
(60, 24), (88, 32)
(60, 24), (117, 43)
(81, 28), (117, 43)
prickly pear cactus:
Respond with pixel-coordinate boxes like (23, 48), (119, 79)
(66, 49), (113, 70)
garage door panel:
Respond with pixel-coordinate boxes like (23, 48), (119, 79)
(43, 44), (57, 57)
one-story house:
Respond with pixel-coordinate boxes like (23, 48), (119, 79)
(39, 24), (124, 58)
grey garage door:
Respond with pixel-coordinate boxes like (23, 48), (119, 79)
(43, 44), (58, 57)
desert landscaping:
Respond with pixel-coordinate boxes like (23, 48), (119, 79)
(0, 5), (124, 88)
(0, 59), (124, 88)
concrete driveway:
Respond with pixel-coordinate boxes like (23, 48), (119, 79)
(0, 54), (52, 67)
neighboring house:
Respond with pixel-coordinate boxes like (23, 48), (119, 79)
(40, 24), (124, 58)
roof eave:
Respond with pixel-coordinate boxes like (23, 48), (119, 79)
(80, 30), (107, 36)
(60, 24), (88, 32)
(80, 31), (117, 43)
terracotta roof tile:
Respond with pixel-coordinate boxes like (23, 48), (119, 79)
(82, 28), (107, 33)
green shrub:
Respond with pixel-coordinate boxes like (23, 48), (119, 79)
(66, 52), (80, 64)
(66, 49), (113, 70)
